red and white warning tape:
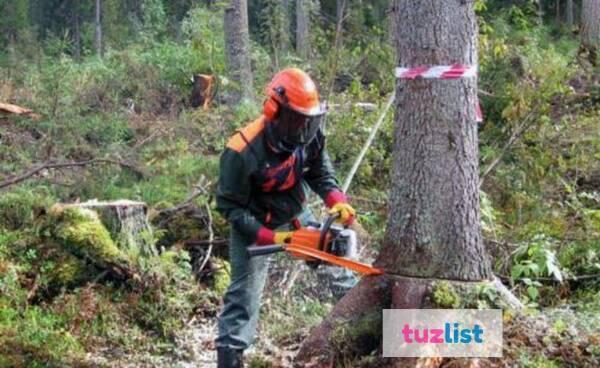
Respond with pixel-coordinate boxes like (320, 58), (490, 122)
(394, 64), (483, 122)
(395, 64), (477, 79)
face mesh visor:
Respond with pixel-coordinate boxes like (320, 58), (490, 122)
(277, 105), (324, 146)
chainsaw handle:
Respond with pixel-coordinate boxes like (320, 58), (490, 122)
(247, 244), (284, 257)
(318, 213), (341, 252)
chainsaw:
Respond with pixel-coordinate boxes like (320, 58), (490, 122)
(247, 214), (383, 276)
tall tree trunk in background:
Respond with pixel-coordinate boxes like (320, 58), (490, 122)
(566, 0), (574, 27)
(556, 0), (561, 24)
(95, 0), (103, 57)
(336, 0), (344, 25)
(375, 0), (491, 281)
(72, 0), (81, 61)
(281, 0), (289, 53)
(295, 2), (501, 366)
(296, 0), (310, 59)
(581, 0), (600, 65)
(537, 0), (545, 25)
(224, 0), (254, 103)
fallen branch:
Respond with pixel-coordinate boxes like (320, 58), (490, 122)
(132, 126), (172, 150)
(0, 102), (41, 120)
(196, 177), (215, 274)
(0, 159), (145, 190)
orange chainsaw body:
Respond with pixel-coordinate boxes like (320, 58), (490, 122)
(287, 227), (329, 261)
(286, 226), (383, 276)
(247, 215), (384, 276)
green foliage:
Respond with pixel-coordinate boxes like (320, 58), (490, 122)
(140, 0), (168, 43)
(0, 265), (85, 367)
(260, 295), (330, 344)
(258, 0), (290, 68)
(0, 188), (52, 231)
(330, 312), (382, 361)
(480, 190), (501, 237)
(0, 0), (29, 46)
(462, 284), (504, 310)
(431, 281), (461, 308)
(181, 5), (226, 75)
(512, 235), (563, 282)
(517, 352), (561, 368)
(247, 354), (273, 368)
(510, 235), (566, 303)
(211, 257), (231, 296)
(128, 250), (201, 339)
(558, 240), (600, 276)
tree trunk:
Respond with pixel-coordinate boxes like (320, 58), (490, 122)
(336, 0), (344, 25)
(566, 0), (574, 27)
(295, 2), (506, 366)
(537, 0), (545, 25)
(556, 0), (561, 24)
(72, 0), (81, 61)
(581, 0), (600, 65)
(224, 0), (254, 104)
(281, 0), (290, 53)
(375, 0), (492, 281)
(296, 0), (310, 59)
(95, 0), (103, 57)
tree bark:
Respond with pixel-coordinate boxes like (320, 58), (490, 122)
(566, 0), (574, 27)
(224, 0), (254, 104)
(72, 0), (81, 61)
(296, 0), (310, 59)
(95, 0), (103, 57)
(281, 0), (290, 54)
(581, 0), (600, 65)
(375, 0), (492, 281)
(336, 0), (344, 25)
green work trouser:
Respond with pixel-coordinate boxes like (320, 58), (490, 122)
(215, 209), (358, 350)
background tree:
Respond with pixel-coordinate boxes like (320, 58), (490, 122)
(580, 0), (599, 65)
(258, 0), (290, 68)
(296, 0), (310, 59)
(566, 0), (574, 27)
(0, 0), (29, 46)
(71, 0), (81, 60)
(224, 0), (254, 103)
(95, 0), (102, 56)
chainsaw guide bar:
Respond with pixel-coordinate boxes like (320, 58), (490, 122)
(284, 243), (383, 275)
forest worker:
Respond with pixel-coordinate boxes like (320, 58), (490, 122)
(215, 67), (357, 368)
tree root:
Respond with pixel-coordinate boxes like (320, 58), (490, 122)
(295, 274), (523, 368)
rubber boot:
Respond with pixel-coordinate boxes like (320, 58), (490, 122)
(217, 347), (244, 368)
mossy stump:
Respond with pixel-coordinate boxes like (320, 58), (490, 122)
(50, 200), (155, 279)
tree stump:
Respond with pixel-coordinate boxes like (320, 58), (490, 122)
(50, 200), (156, 279)
(190, 74), (215, 110)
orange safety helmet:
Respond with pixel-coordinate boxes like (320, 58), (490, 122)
(263, 68), (326, 150)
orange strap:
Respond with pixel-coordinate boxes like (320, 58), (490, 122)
(284, 243), (383, 276)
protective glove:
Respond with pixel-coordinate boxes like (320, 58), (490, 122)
(328, 202), (356, 225)
(273, 231), (294, 244)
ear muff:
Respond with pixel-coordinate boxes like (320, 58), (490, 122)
(263, 97), (279, 120)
